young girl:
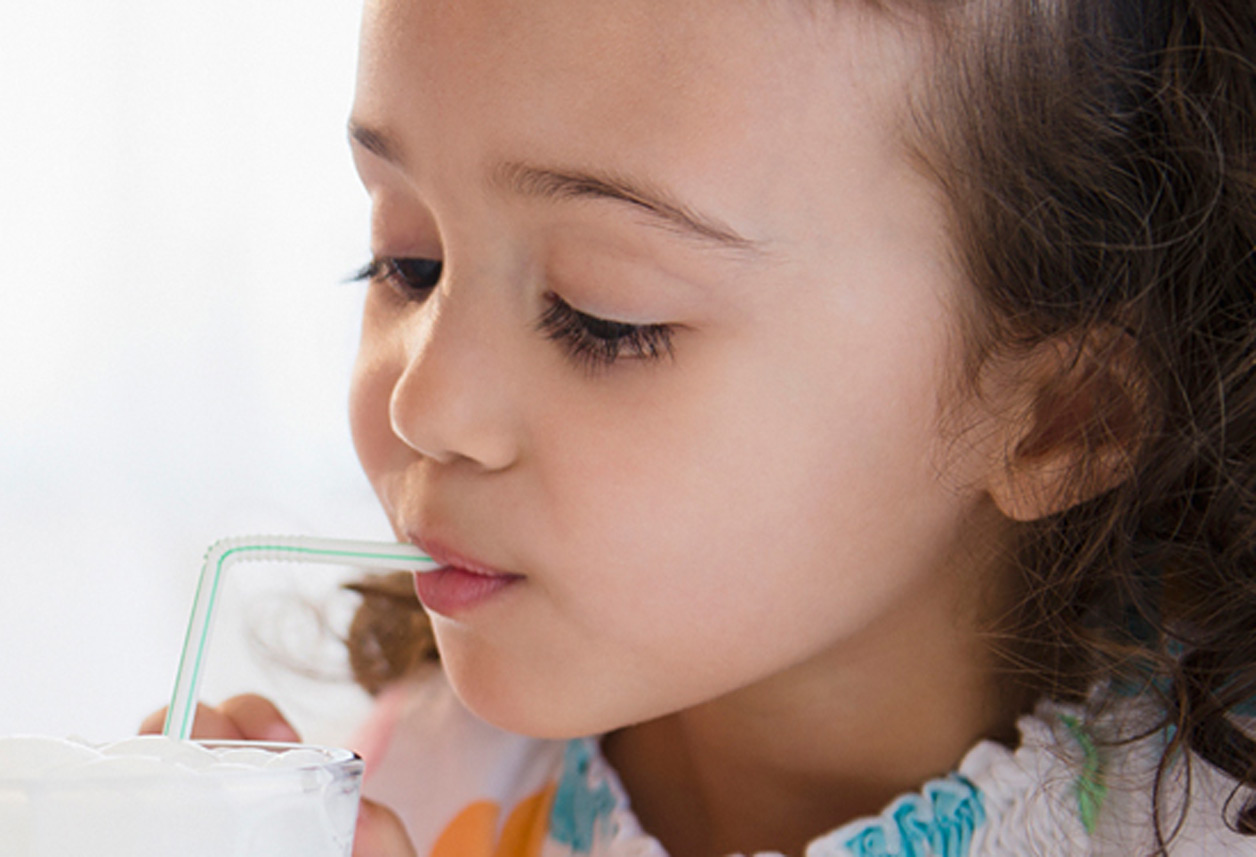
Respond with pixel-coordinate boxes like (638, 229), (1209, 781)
(155, 0), (1256, 854)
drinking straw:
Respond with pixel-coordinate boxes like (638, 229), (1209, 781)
(163, 535), (438, 740)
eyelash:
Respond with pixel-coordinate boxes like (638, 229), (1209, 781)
(354, 256), (675, 370)
(536, 296), (675, 371)
(352, 256), (443, 296)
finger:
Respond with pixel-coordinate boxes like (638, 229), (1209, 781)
(354, 800), (417, 857)
(138, 703), (246, 739)
(138, 707), (170, 735)
(218, 694), (301, 743)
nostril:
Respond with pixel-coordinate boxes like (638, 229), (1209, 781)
(388, 386), (459, 464)
(386, 345), (519, 472)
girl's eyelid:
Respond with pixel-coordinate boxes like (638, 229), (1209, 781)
(567, 304), (664, 330)
(548, 293), (690, 339)
(543, 288), (686, 330)
(537, 293), (679, 372)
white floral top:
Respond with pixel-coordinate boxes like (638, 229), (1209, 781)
(353, 667), (1254, 857)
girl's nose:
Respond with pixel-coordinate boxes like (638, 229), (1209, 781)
(386, 296), (520, 471)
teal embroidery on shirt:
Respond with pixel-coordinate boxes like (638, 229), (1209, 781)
(550, 739), (617, 854)
(1060, 713), (1107, 835)
(842, 773), (985, 857)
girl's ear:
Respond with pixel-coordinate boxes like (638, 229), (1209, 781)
(985, 326), (1147, 522)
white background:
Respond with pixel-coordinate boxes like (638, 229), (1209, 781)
(0, 1), (391, 744)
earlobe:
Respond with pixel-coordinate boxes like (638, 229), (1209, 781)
(986, 327), (1146, 523)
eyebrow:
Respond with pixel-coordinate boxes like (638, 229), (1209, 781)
(349, 121), (404, 164)
(491, 161), (762, 254)
(348, 120), (764, 255)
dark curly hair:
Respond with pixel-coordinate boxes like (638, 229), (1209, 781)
(344, 0), (1256, 850)
(907, 0), (1256, 848)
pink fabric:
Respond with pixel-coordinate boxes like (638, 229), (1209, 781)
(349, 679), (413, 779)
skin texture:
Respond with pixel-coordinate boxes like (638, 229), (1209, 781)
(344, 1), (1043, 854)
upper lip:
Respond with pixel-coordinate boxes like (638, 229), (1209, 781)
(408, 532), (514, 578)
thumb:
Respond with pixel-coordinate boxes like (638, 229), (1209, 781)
(355, 799), (417, 857)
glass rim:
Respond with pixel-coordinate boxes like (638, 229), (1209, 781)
(0, 738), (363, 788)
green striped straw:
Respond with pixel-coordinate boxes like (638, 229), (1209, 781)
(163, 535), (438, 740)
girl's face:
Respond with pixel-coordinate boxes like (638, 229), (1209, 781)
(350, 0), (1005, 737)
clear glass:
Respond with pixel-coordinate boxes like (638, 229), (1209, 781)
(0, 740), (363, 857)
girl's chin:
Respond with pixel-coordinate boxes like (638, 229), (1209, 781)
(438, 656), (640, 741)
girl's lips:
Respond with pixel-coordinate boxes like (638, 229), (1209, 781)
(413, 566), (521, 616)
(408, 536), (521, 616)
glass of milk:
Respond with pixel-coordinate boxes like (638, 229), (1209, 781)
(0, 735), (363, 857)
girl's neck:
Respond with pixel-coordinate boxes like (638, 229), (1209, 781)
(602, 516), (1024, 857)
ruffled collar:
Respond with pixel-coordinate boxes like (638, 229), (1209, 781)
(547, 699), (1122, 857)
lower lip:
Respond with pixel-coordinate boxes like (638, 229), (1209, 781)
(413, 567), (520, 616)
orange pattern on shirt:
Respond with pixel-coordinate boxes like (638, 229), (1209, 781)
(429, 782), (558, 857)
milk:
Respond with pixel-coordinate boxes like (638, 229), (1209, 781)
(0, 735), (362, 856)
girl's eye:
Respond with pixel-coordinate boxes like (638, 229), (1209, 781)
(353, 256), (443, 299)
(536, 293), (675, 371)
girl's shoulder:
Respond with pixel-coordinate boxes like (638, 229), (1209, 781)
(354, 671), (1254, 857)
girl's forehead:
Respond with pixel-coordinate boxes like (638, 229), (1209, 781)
(356, 0), (923, 134)
(354, 0), (934, 245)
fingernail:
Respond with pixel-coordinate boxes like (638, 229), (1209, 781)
(264, 723), (300, 742)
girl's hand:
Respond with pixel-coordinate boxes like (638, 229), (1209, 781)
(141, 696), (418, 856)
(355, 800), (418, 857)
(138, 693), (301, 742)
